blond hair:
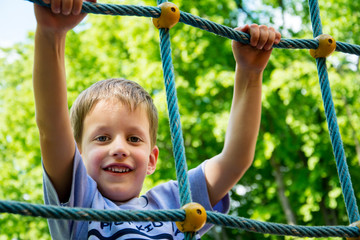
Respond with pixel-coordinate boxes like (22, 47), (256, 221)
(70, 78), (158, 147)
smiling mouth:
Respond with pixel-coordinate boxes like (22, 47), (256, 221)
(104, 167), (132, 173)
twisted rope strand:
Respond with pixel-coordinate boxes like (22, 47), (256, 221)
(158, 27), (192, 207)
(179, 11), (318, 50)
(207, 212), (360, 238)
(308, 0), (322, 37)
(0, 200), (185, 222)
(336, 42), (360, 56)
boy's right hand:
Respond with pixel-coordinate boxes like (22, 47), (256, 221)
(34, 0), (96, 34)
(232, 24), (281, 74)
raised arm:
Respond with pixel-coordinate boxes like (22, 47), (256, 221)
(33, 0), (89, 202)
(205, 24), (281, 206)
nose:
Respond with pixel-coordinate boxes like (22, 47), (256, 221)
(109, 137), (130, 159)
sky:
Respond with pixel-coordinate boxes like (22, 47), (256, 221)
(0, 0), (304, 48)
(0, 0), (37, 47)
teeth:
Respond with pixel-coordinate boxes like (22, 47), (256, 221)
(106, 167), (131, 173)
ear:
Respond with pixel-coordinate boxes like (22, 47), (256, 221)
(147, 146), (159, 175)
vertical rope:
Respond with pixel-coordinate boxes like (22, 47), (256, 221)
(156, 2), (194, 239)
(158, 27), (192, 207)
(308, 0), (323, 37)
(308, 0), (360, 224)
(156, 1), (194, 238)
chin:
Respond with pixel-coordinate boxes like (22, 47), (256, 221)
(100, 188), (139, 203)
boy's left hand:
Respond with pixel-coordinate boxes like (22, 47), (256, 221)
(232, 24), (281, 73)
(34, 0), (96, 34)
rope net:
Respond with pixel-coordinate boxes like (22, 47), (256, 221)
(1, 0), (360, 238)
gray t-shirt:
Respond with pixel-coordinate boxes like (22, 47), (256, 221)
(43, 146), (230, 239)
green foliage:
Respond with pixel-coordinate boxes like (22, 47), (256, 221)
(1, 0), (360, 239)
(0, 42), (49, 238)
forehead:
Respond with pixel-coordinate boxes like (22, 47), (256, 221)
(84, 98), (151, 131)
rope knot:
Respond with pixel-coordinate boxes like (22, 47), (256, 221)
(347, 221), (360, 240)
(152, 2), (180, 29)
(309, 34), (336, 58)
(176, 202), (207, 233)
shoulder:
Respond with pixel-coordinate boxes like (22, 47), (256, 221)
(143, 162), (208, 210)
(144, 180), (180, 209)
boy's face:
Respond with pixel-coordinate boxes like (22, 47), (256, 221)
(79, 98), (158, 203)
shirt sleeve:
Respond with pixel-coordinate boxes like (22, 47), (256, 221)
(42, 144), (98, 239)
(189, 160), (230, 235)
(145, 160), (230, 236)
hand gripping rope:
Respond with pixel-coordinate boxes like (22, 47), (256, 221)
(1, 0), (360, 238)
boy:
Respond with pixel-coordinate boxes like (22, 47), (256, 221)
(33, 0), (281, 239)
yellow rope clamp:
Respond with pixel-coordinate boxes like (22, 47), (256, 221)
(309, 34), (336, 58)
(347, 221), (360, 240)
(152, 2), (180, 29)
(176, 202), (207, 233)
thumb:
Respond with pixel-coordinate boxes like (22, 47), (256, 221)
(235, 24), (250, 34)
(232, 24), (250, 49)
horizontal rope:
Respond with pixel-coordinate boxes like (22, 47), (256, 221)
(0, 200), (185, 222)
(336, 41), (360, 56)
(179, 11), (317, 50)
(29, 0), (161, 17)
(207, 212), (360, 238)
(26, 0), (360, 55)
(1, 200), (359, 238)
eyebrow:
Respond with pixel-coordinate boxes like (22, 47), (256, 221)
(88, 124), (149, 138)
(127, 125), (148, 137)
(85, 125), (110, 138)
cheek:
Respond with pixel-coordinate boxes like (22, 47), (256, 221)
(134, 147), (149, 161)
(83, 147), (107, 172)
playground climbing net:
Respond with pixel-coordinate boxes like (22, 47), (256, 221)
(2, 0), (360, 239)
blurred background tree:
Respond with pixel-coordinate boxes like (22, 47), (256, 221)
(0, 0), (359, 239)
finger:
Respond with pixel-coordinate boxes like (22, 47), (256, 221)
(62, 0), (73, 15)
(232, 24), (249, 48)
(249, 24), (260, 47)
(263, 27), (276, 50)
(51, 0), (61, 14)
(256, 25), (269, 49)
(275, 31), (282, 45)
(72, 0), (83, 15)
(42, 0), (51, 4)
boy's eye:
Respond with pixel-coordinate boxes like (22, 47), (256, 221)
(95, 136), (109, 142)
(128, 136), (141, 143)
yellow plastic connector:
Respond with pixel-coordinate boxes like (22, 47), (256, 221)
(176, 202), (207, 232)
(347, 220), (360, 240)
(309, 34), (336, 58)
(152, 2), (180, 29)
